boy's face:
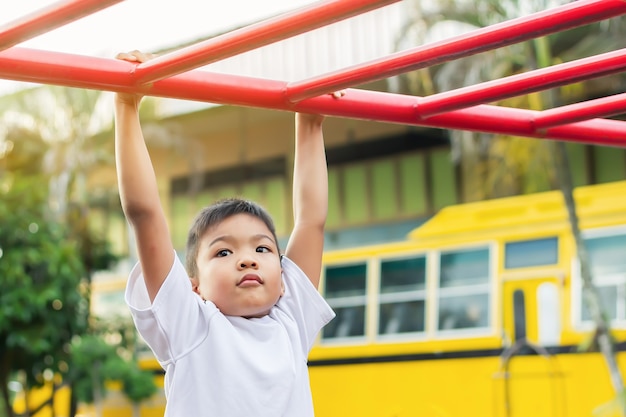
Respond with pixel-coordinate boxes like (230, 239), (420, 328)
(191, 213), (283, 318)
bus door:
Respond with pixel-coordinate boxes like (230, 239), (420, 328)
(494, 276), (566, 417)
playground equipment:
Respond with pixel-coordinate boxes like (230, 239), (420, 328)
(0, 0), (624, 146)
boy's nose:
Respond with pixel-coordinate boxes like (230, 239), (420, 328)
(238, 259), (258, 269)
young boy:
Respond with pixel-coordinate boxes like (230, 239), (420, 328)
(115, 51), (336, 416)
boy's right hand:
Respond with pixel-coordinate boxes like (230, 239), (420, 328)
(115, 50), (155, 107)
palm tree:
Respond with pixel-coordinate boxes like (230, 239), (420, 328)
(396, 0), (626, 413)
(0, 86), (113, 216)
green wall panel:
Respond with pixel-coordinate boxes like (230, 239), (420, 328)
(265, 177), (288, 236)
(214, 185), (238, 201)
(371, 159), (397, 220)
(430, 149), (457, 210)
(197, 190), (215, 209)
(241, 182), (262, 205)
(171, 196), (191, 250)
(327, 169), (342, 229)
(399, 153), (427, 215)
(566, 143), (588, 187)
(594, 146), (626, 183)
(343, 164), (369, 224)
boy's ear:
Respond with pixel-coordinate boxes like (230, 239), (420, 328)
(280, 274), (285, 296)
(190, 277), (200, 295)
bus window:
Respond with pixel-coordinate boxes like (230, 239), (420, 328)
(505, 237), (558, 269)
(378, 256), (426, 336)
(437, 248), (491, 331)
(581, 233), (626, 323)
(322, 263), (367, 340)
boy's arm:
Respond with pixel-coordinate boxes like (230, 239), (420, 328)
(115, 51), (174, 302)
(284, 112), (329, 289)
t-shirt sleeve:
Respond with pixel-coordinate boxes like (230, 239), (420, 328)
(276, 256), (335, 353)
(125, 253), (216, 364)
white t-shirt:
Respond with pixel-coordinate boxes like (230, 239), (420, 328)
(125, 254), (335, 417)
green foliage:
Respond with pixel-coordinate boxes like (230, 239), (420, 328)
(68, 335), (116, 404)
(0, 176), (87, 363)
(89, 315), (140, 356)
(69, 334), (157, 405)
(65, 202), (119, 275)
(0, 176), (88, 416)
(0, 84), (126, 416)
(121, 368), (157, 404)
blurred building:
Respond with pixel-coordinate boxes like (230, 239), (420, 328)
(87, 1), (626, 322)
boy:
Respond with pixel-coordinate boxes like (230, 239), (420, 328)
(115, 51), (336, 416)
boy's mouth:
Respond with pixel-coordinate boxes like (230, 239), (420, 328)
(237, 274), (263, 287)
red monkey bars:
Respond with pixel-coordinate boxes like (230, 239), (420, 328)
(0, 0), (625, 146)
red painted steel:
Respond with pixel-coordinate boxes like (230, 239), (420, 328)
(133, 0), (400, 84)
(533, 93), (626, 130)
(284, 0), (626, 102)
(0, 47), (624, 147)
(0, 0), (625, 147)
(0, 0), (122, 51)
(415, 48), (626, 118)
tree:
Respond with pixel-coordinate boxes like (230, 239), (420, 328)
(0, 86), (165, 414)
(113, 362), (158, 417)
(396, 0), (626, 413)
(0, 176), (87, 417)
(69, 333), (156, 417)
(0, 85), (123, 417)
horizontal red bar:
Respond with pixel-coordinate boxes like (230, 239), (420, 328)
(133, 0), (400, 84)
(0, 0), (122, 51)
(416, 48), (626, 118)
(534, 93), (626, 130)
(284, 0), (626, 102)
(0, 47), (624, 147)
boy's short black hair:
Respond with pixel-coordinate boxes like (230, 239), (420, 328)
(185, 198), (280, 277)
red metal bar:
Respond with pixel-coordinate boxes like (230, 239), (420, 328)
(415, 48), (626, 118)
(0, 0), (123, 51)
(302, 90), (626, 147)
(0, 47), (624, 147)
(0, 48), (133, 91)
(284, 0), (626, 102)
(132, 0), (400, 85)
(533, 93), (626, 130)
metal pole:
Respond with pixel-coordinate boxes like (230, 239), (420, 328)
(283, 0), (626, 102)
(0, 47), (624, 146)
(534, 93), (626, 130)
(415, 48), (626, 118)
(132, 0), (400, 84)
(0, 0), (123, 51)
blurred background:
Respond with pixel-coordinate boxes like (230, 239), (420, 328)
(1, 1), (626, 416)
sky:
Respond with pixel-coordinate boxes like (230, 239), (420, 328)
(0, 0), (317, 94)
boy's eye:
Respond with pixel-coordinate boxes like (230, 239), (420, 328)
(216, 249), (232, 257)
(256, 246), (271, 253)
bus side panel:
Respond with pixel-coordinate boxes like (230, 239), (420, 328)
(310, 357), (497, 417)
(310, 352), (625, 417)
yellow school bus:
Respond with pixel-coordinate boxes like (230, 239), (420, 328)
(309, 179), (626, 417)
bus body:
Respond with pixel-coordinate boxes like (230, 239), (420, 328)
(308, 180), (626, 417)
